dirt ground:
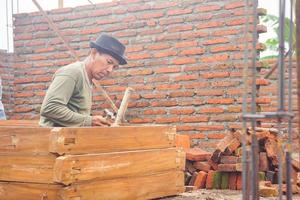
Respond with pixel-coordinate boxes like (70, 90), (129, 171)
(162, 189), (300, 200)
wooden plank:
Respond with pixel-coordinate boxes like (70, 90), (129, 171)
(0, 127), (51, 154)
(49, 126), (176, 155)
(0, 154), (56, 183)
(54, 148), (185, 185)
(60, 170), (184, 200)
(0, 181), (62, 200)
(0, 120), (39, 127)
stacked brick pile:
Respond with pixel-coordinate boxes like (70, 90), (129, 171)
(184, 128), (300, 196)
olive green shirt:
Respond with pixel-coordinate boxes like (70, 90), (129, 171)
(39, 61), (93, 127)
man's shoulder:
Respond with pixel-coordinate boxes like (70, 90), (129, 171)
(56, 62), (84, 78)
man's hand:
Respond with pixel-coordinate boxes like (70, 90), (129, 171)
(92, 116), (112, 126)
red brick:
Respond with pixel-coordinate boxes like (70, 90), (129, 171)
(155, 67), (181, 74)
(174, 74), (198, 81)
(220, 156), (239, 164)
(259, 152), (269, 171)
(207, 98), (234, 104)
(115, 31), (137, 38)
(89, 10), (111, 17)
(206, 170), (216, 189)
(211, 45), (239, 53)
(172, 57), (196, 65)
(201, 54), (229, 62)
(182, 116), (209, 123)
(80, 27), (101, 35)
(200, 107), (224, 114)
(207, 133), (225, 139)
(189, 133), (206, 139)
(155, 117), (180, 123)
(127, 53), (151, 60)
(201, 72), (230, 79)
(127, 4), (150, 12)
(184, 65), (210, 72)
(152, 2), (178, 9)
(14, 92), (35, 98)
(229, 173), (237, 190)
(175, 134), (190, 150)
(212, 29), (240, 36)
(226, 18), (248, 26)
(168, 24), (193, 33)
(156, 84), (181, 90)
(143, 109), (166, 115)
(147, 43), (170, 50)
(186, 148), (211, 161)
(169, 91), (194, 98)
(203, 38), (230, 45)
(140, 28), (164, 36)
(97, 18), (118, 25)
(34, 47), (55, 53)
(228, 106), (242, 113)
(130, 118), (154, 123)
(159, 18), (184, 25)
(180, 48), (205, 55)
(225, 1), (245, 9)
(184, 82), (210, 89)
(167, 9), (192, 16)
(175, 41), (197, 48)
(182, 31), (208, 39)
(151, 100), (177, 107)
(194, 162), (211, 172)
(154, 50), (177, 58)
(236, 173), (242, 190)
(147, 76), (170, 83)
(256, 78), (269, 86)
(128, 69), (153, 75)
(196, 89), (224, 96)
(196, 5), (221, 12)
(28, 55), (48, 61)
(170, 108), (195, 115)
(194, 171), (208, 189)
(177, 126), (196, 131)
(131, 85), (154, 91)
(197, 21), (224, 29)
(138, 12), (164, 19)
(218, 164), (237, 172)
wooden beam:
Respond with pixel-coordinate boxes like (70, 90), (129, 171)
(54, 148), (185, 185)
(61, 170), (184, 200)
(49, 126), (176, 155)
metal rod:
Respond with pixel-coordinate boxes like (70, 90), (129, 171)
(296, 0), (300, 177)
(286, 0), (294, 199)
(242, 0), (251, 198)
(87, 0), (94, 5)
(31, 0), (119, 114)
(264, 49), (291, 79)
(250, 0), (259, 199)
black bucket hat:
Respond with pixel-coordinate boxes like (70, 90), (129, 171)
(90, 34), (127, 65)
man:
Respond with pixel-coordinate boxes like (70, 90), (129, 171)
(0, 77), (6, 120)
(39, 34), (127, 127)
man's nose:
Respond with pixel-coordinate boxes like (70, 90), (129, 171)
(107, 65), (114, 73)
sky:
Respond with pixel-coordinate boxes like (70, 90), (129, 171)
(0, 0), (293, 53)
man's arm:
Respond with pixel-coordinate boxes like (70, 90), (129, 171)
(40, 75), (92, 127)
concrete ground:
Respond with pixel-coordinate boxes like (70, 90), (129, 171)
(162, 189), (300, 200)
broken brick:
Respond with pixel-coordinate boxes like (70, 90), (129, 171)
(186, 148), (211, 161)
(220, 156), (239, 164)
(236, 173), (242, 190)
(194, 171), (207, 189)
(206, 170), (215, 189)
(194, 161), (211, 172)
(218, 164), (237, 172)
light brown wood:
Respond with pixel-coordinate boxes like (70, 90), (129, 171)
(49, 126), (176, 155)
(0, 154), (56, 183)
(0, 120), (39, 127)
(0, 127), (51, 154)
(60, 170), (184, 200)
(0, 181), (62, 200)
(54, 148), (185, 185)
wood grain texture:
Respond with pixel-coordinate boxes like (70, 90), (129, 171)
(0, 120), (39, 127)
(54, 148), (185, 184)
(0, 127), (51, 154)
(49, 126), (176, 155)
(60, 170), (184, 200)
(0, 182), (62, 200)
(0, 154), (56, 183)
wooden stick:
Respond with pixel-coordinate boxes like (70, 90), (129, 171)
(112, 87), (134, 126)
(32, 0), (118, 113)
(296, 0), (300, 165)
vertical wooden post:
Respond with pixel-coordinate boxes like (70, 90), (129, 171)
(58, 0), (63, 8)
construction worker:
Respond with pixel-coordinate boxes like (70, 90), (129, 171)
(39, 34), (127, 127)
(0, 77), (6, 120)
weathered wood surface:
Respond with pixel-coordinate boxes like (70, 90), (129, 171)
(0, 120), (39, 127)
(49, 126), (176, 155)
(54, 148), (185, 184)
(0, 182), (62, 200)
(61, 170), (184, 200)
(0, 154), (56, 183)
(0, 127), (51, 154)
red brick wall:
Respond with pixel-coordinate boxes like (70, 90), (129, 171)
(2, 0), (298, 150)
(0, 51), (14, 117)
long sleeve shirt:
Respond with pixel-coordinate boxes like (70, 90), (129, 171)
(39, 61), (93, 127)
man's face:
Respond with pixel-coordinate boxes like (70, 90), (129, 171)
(91, 50), (119, 80)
